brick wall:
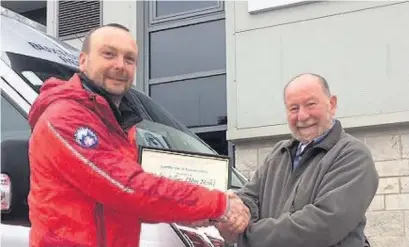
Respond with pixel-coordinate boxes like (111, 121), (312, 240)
(233, 124), (409, 247)
(362, 126), (409, 247)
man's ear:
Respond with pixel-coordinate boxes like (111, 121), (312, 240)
(78, 52), (87, 72)
(329, 95), (337, 115)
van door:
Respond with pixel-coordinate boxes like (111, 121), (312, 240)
(1, 76), (31, 227)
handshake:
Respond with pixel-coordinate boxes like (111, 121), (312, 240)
(181, 191), (250, 243)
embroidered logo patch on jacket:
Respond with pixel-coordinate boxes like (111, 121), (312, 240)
(74, 127), (98, 148)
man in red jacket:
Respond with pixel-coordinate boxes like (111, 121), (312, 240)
(27, 23), (249, 247)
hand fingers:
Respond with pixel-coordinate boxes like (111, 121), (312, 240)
(219, 194), (250, 232)
(215, 215), (248, 236)
(238, 201), (250, 218)
(225, 211), (249, 233)
(226, 190), (237, 197)
(229, 214), (243, 232)
(242, 204), (250, 217)
(231, 198), (250, 217)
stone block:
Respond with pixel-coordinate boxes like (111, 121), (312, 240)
(368, 195), (385, 211)
(249, 171), (256, 180)
(402, 134), (409, 159)
(405, 212), (409, 237)
(400, 177), (409, 193)
(258, 146), (273, 166)
(366, 135), (401, 161)
(377, 178), (400, 194)
(368, 236), (409, 247)
(235, 146), (258, 173)
(347, 129), (367, 143)
(375, 160), (409, 177)
(365, 211), (405, 237)
(238, 169), (251, 180)
(385, 194), (409, 210)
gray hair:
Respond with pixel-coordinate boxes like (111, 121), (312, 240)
(283, 73), (331, 98)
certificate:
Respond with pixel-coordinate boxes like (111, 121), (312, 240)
(139, 147), (231, 191)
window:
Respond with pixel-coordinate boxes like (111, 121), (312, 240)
(149, 19), (226, 79)
(150, 75), (227, 128)
(4, 52), (78, 93)
(1, 95), (30, 141)
(21, 7), (47, 26)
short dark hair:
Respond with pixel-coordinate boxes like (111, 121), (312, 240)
(283, 73), (331, 98)
(81, 23), (130, 53)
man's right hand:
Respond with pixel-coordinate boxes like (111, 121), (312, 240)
(177, 190), (250, 231)
(217, 190), (250, 233)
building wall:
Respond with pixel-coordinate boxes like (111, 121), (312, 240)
(225, 1), (409, 141)
(227, 1), (409, 246)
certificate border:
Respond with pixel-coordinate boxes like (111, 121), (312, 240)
(138, 145), (232, 191)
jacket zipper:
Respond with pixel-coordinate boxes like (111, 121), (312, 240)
(283, 147), (309, 212)
(95, 203), (107, 247)
(287, 147), (320, 212)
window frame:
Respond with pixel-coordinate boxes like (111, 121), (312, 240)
(141, 1), (226, 86)
(149, 0), (224, 25)
(0, 83), (29, 119)
(149, 74), (228, 130)
(1, 90), (31, 142)
(146, 18), (227, 87)
(0, 58), (38, 106)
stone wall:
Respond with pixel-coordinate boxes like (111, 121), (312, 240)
(233, 123), (409, 247)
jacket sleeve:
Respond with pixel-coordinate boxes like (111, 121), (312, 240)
(235, 165), (264, 223)
(32, 101), (227, 223)
(237, 143), (379, 247)
(236, 144), (283, 223)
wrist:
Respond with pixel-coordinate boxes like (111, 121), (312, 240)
(220, 195), (230, 221)
(210, 194), (230, 223)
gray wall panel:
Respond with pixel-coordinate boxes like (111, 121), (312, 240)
(227, 1), (409, 140)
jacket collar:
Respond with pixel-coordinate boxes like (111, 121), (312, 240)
(79, 72), (123, 122)
(78, 73), (142, 130)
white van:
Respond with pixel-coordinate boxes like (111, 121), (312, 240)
(0, 7), (247, 247)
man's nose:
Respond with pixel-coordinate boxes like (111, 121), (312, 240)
(114, 57), (126, 69)
(297, 107), (310, 121)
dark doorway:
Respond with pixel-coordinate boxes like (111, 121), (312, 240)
(197, 131), (227, 156)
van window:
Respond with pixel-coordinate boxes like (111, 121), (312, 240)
(1, 94), (30, 141)
(4, 52), (78, 93)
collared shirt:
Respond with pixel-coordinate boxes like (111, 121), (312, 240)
(293, 119), (336, 170)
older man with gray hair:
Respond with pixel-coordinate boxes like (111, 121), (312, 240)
(215, 73), (378, 247)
